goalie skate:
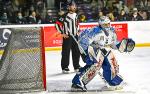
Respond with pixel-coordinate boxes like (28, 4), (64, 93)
(71, 84), (87, 92)
(101, 85), (123, 91)
(101, 81), (127, 91)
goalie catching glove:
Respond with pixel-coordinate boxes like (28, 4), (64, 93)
(117, 38), (135, 53)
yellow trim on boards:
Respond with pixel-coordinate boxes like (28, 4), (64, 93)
(45, 47), (62, 51)
(135, 43), (150, 47)
(0, 43), (150, 55)
(0, 47), (62, 55)
(0, 48), (40, 55)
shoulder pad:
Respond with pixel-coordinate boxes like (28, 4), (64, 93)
(79, 29), (90, 38)
(92, 26), (102, 33)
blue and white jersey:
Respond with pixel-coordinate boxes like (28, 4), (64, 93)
(78, 26), (118, 51)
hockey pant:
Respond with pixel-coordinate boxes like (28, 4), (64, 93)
(72, 49), (123, 87)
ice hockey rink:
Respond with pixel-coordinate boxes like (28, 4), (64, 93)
(0, 47), (150, 94)
(42, 47), (150, 94)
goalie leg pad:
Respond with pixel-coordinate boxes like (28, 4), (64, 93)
(72, 65), (92, 85)
(72, 65), (91, 91)
(102, 51), (123, 86)
(72, 48), (104, 87)
(81, 48), (105, 85)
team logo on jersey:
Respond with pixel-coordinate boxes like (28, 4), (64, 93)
(100, 36), (104, 41)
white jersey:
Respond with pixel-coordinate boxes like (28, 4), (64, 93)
(79, 26), (118, 51)
(91, 27), (117, 48)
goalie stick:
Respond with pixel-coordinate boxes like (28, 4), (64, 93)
(70, 34), (87, 55)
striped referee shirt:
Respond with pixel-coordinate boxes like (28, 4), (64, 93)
(55, 12), (79, 36)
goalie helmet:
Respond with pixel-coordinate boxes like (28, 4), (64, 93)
(98, 16), (111, 28)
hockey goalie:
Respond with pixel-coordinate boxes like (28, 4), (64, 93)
(71, 16), (135, 91)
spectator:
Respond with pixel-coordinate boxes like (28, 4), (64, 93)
(117, 9), (129, 21)
(107, 11), (115, 21)
(98, 11), (104, 18)
(45, 10), (55, 24)
(121, 2), (129, 14)
(79, 14), (87, 22)
(0, 12), (9, 25)
(117, 1), (124, 13)
(36, 13), (42, 24)
(86, 13), (95, 22)
(28, 11), (42, 24)
(139, 8), (149, 20)
(112, 2), (119, 19)
(36, 0), (44, 15)
(58, 10), (65, 17)
(129, 8), (143, 21)
(101, 6), (109, 16)
(91, 0), (98, 10)
(96, 11), (104, 21)
(15, 11), (27, 24)
(97, 0), (104, 10)
(28, 11), (37, 24)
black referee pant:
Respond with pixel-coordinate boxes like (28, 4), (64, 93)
(61, 35), (80, 70)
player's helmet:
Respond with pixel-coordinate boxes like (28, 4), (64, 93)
(98, 16), (111, 28)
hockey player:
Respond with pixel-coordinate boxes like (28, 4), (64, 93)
(71, 16), (135, 91)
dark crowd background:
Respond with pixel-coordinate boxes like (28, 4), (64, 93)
(0, 0), (150, 25)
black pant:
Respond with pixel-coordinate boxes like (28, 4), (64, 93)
(61, 35), (80, 70)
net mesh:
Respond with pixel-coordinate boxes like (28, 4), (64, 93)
(0, 27), (45, 93)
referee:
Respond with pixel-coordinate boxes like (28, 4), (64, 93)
(55, 1), (81, 74)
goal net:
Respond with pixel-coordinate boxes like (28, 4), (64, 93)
(0, 25), (46, 93)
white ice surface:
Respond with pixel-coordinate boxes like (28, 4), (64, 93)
(41, 47), (150, 94)
(1, 47), (148, 94)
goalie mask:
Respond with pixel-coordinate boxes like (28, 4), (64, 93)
(98, 16), (111, 30)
